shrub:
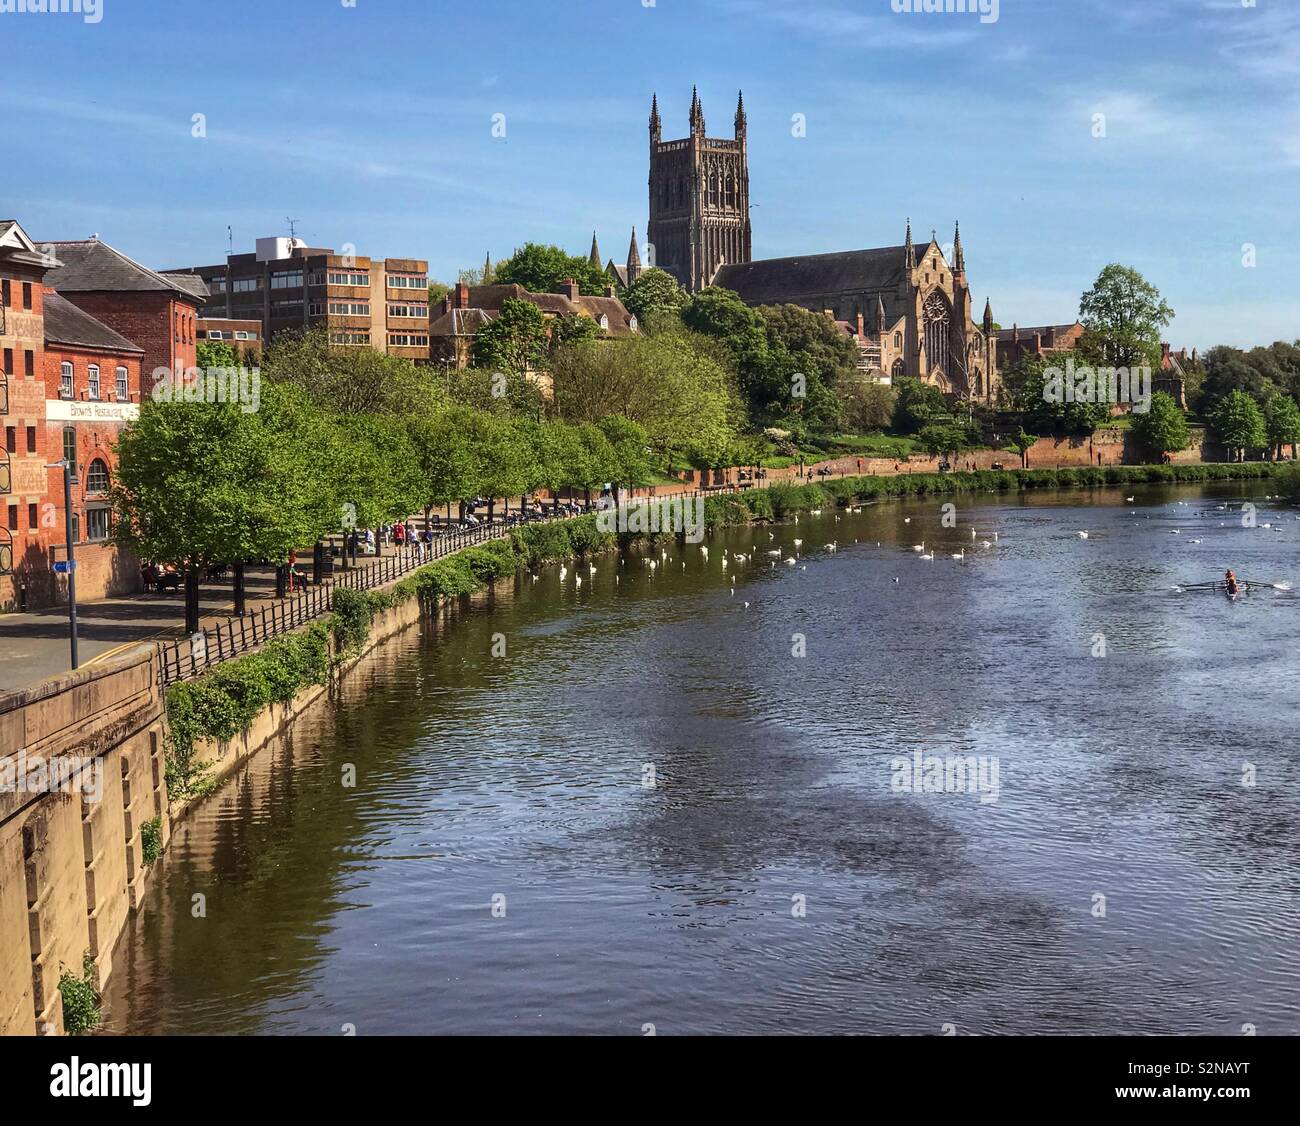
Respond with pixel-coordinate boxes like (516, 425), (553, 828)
(141, 817), (162, 866)
(59, 953), (101, 1034)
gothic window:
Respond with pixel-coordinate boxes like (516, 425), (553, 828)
(893, 332), (902, 350)
(923, 292), (951, 376)
(891, 358), (905, 380)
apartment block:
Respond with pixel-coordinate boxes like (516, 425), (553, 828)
(168, 238), (430, 362)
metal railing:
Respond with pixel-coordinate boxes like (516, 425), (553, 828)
(154, 508), (610, 687)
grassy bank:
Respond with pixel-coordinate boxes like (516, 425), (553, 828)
(702, 462), (1283, 527)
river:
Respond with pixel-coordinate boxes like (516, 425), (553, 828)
(100, 482), (1300, 1035)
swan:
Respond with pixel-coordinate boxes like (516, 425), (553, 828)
(920, 552), (933, 561)
(952, 549), (966, 561)
(1076, 532), (1089, 539)
(767, 549), (782, 557)
(912, 541), (926, 552)
(1125, 496), (1135, 503)
(980, 540), (992, 549)
(824, 542), (837, 552)
(784, 557), (796, 566)
(559, 564), (568, 581)
(793, 539), (803, 548)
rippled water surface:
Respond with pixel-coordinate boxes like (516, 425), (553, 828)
(102, 483), (1300, 1034)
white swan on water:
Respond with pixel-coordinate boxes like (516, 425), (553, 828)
(1076, 532), (1089, 539)
(912, 541), (926, 552)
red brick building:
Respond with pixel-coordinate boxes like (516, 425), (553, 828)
(197, 316), (261, 360)
(995, 321), (1086, 370)
(41, 291), (144, 599)
(42, 237), (206, 392)
(1, 221), (53, 610)
(1, 224), (176, 611)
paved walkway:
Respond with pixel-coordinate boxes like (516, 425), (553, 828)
(0, 548), (411, 695)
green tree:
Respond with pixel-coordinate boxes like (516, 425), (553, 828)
(598, 415), (653, 495)
(471, 297), (548, 383)
(112, 383), (330, 631)
(195, 339), (243, 371)
(493, 242), (608, 295)
(891, 377), (948, 433)
(839, 379), (897, 434)
(550, 311), (601, 350)
(1211, 389), (1267, 462)
(1130, 391), (1190, 459)
(1077, 263), (1173, 370)
(1264, 394), (1300, 460)
(623, 267), (688, 326)
(263, 327), (428, 416)
(550, 330), (738, 469)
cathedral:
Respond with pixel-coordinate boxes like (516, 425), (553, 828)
(642, 88), (999, 403)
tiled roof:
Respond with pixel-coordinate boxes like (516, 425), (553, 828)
(42, 238), (208, 301)
(995, 322), (1082, 342)
(430, 284), (638, 338)
(714, 246), (907, 306)
(43, 292), (143, 354)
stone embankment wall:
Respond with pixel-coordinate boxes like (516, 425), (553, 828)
(0, 654), (168, 1035)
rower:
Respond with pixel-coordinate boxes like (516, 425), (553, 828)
(1224, 569), (1239, 596)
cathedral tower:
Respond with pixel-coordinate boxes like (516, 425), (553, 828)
(647, 88), (752, 291)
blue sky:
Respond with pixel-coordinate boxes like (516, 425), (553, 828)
(1, 0), (1295, 349)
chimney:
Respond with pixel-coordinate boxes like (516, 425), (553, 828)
(1046, 325), (1056, 347)
(604, 284), (616, 298)
(1012, 323), (1019, 343)
(558, 278), (580, 301)
(454, 281), (471, 310)
(856, 311), (865, 337)
(1161, 342), (1172, 367)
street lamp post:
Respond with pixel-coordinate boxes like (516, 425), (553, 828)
(45, 459), (78, 669)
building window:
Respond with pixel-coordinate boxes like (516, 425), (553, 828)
(27, 502), (38, 530)
(387, 304), (428, 319)
(25, 426), (35, 453)
(2, 348), (11, 375)
(4, 426), (13, 453)
(271, 270), (304, 289)
(6, 504), (16, 532)
(328, 271), (370, 287)
(328, 301), (371, 316)
(271, 299), (304, 312)
(387, 334), (429, 348)
(70, 512), (80, 543)
(63, 427), (78, 481)
(86, 507), (110, 542)
(598, 315), (610, 330)
(232, 277), (260, 293)
(235, 331), (253, 341)
(24, 351), (33, 377)
(329, 331), (370, 346)
(86, 458), (110, 494)
(208, 275), (226, 292)
(308, 302), (326, 317)
(893, 332), (902, 350)
(1, 280), (9, 307)
(60, 361), (74, 397)
(22, 283), (31, 310)
(116, 366), (129, 400)
(387, 275), (428, 290)
(88, 364), (101, 400)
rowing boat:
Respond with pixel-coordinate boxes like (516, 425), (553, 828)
(1171, 579), (1293, 596)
